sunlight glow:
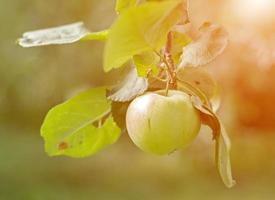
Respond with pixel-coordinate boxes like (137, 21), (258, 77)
(232, 0), (275, 22)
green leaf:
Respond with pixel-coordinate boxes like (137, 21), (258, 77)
(171, 31), (191, 64)
(133, 51), (160, 77)
(41, 88), (121, 158)
(116, 0), (137, 13)
(104, 0), (186, 72)
(18, 22), (107, 48)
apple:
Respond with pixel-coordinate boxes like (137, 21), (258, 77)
(126, 90), (201, 155)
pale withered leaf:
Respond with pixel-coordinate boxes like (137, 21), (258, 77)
(191, 96), (235, 188)
(108, 67), (148, 102)
(179, 22), (228, 68)
(216, 122), (236, 188)
(172, 23), (198, 39)
(180, 0), (190, 24)
(177, 67), (221, 112)
(191, 96), (219, 138)
(18, 22), (108, 47)
(178, 67), (217, 99)
(148, 0), (190, 23)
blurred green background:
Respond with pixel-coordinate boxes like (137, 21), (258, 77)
(1, 0), (275, 199)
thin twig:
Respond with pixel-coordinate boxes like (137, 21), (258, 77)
(164, 32), (177, 89)
(154, 32), (177, 94)
(165, 71), (170, 96)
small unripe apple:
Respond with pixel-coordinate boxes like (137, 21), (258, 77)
(126, 90), (201, 155)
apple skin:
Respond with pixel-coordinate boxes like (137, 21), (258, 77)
(126, 90), (201, 155)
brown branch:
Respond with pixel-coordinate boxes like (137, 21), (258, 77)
(164, 32), (177, 89)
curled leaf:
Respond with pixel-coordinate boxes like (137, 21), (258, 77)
(216, 122), (236, 188)
(191, 96), (220, 138)
(179, 22), (228, 68)
(111, 101), (130, 129)
(18, 22), (108, 47)
(191, 96), (235, 188)
(108, 67), (148, 102)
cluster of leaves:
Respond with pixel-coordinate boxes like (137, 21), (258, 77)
(18, 0), (235, 188)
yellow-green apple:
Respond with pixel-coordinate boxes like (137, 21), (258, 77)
(126, 90), (201, 155)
